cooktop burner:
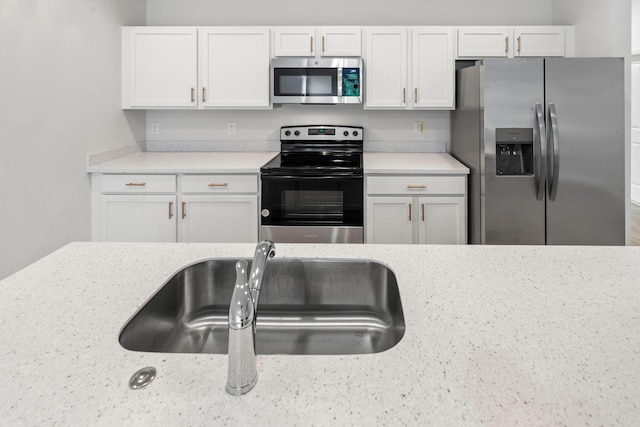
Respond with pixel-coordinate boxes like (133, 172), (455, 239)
(261, 125), (364, 175)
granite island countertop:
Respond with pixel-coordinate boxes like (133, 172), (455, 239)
(1, 242), (639, 425)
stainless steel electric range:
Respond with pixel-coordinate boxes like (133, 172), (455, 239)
(260, 125), (364, 243)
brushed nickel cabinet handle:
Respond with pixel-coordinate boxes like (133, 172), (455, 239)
(421, 203), (425, 222)
(169, 202), (173, 219)
(505, 36), (509, 53)
(322, 36), (325, 53)
(403, 88), (406, 104)
(202, 87), (206, 103)
(125, 182), (146, 187)
(191, 87), (195, 103)
(310, 36), (314, 53)
(208, 182), (228, 187)
(408, 203), (412, 222)
(414, 88), (418, 104)
(407, 184), (427, 189)
(517, 36), (521, 53)
(182, 202), (186, 219)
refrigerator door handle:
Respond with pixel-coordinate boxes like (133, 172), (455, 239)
(534, 103), (547, 200)
(547, 103), (560, 201)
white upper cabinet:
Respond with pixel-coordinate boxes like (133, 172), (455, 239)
(273, 27), (361, 57)
(364, 27), (454, 110)
(363, 27), (408, 109)
(199, 27), (270, 108)
(412, 27), (455, 109)
(457, 26), (511, 58)
(122, 27), (198, 108)
(513, 27), (565, 57)
(122, 27), (271, 109)
(457, 26), (571, 59)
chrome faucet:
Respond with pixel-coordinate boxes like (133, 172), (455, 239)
(226, 240), (276, 396)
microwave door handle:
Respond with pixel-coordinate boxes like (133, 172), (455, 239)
(534, 103), (547, 200)
(547, 103), (560, 201)
(301, 74), (307, 97)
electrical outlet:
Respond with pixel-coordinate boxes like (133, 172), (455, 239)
(151, 123), (160, 134)
(414, 121), (423, 134)
(227, 122), (236, 135)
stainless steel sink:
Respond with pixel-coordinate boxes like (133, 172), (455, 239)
(119, 258), (405, 355)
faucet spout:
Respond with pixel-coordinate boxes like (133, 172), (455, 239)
(226, 241), (275, 396)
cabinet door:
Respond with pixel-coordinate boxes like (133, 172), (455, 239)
(513, 27), (565, 57)
(100, 195), (177, 242)
(366, 197), (414, 244)
(457, 27), (511, 58)
(417, 196), (466, 244)
(319, 27), (362, 56)
(180, 195), (258, 243)
(364, 28), (408, 108)
(199, 27), (271, 108)
(273, 27), (315, 56)
(122, 27), (197, 108)
(412, 27), (454, 109)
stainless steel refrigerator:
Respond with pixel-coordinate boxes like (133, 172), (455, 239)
(451, 58), (625, 245)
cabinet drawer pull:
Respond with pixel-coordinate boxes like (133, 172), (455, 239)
(408, 203), (412, 222)
(407, 185), (427, 189)
(310, 36), (314, 53)
(322, 35), (325, 53)
(402, 88), (406, 104)
(182, 202), (187, 219)
(202, 87), (206, 103)
(505, 36), (509, 53)
(169, 202), (173, 219)
(414, 88), (418, 104)
(125, 182), (146, 187)
(208, 182), (228, 187)
(190, 87), (195, 103)
(421, 203), (425, 222)
(517, 36), (522, 53)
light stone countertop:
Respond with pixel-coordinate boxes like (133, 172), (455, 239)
(86, 151), (280, 174)
(86, 151), (469, 175)
(364, 152), (470, 175)
(1, 242), (639, 425)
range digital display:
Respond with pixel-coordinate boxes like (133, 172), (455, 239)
(308, 128), (335, 136)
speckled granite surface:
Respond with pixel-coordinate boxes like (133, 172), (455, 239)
(1, 242), (639, 425)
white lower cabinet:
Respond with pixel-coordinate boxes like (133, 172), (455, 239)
(179, 195), (258, 243)
(100, 195), (177, 242)
(366, 175), (467, 244)
(92, 173), (259, 243)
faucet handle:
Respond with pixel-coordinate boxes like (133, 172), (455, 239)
(228, 259), (253, 330)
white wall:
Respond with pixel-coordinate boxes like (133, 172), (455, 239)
(632, 0), (640, 203)
(0, 0), (147, 280)
(146, 0), (553, 26)
(144, 0), (554, 148)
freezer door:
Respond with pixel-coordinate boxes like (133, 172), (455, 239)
(482, 59), (546, 244)
(544, 58), (625, 245)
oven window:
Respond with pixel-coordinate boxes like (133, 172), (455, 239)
(283, 190), (343, 220)
(261, 176), (363, 226)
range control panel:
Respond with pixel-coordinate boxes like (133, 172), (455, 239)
(280, 125), (363, 142)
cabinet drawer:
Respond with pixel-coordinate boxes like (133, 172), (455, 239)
(100, 174), (176, 193)
(367, 175), (465, 195)
(181, 174), (258, 194)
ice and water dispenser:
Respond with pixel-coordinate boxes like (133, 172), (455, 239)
(495, 128), (533, 176)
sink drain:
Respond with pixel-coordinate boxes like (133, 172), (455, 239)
(129, 367), (156, 390)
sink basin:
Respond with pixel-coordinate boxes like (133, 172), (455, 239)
(119, 258), (405, 355)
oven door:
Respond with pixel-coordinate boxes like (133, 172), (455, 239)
(261, 174), (362, 226)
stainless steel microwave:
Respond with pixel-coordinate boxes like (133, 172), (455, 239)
(271, 58), (363, 104)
